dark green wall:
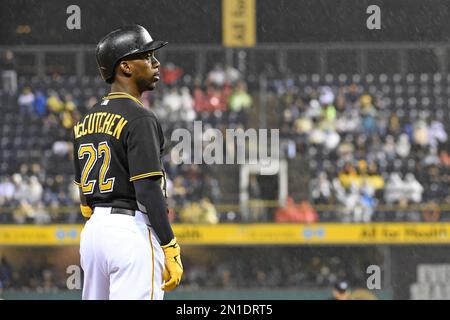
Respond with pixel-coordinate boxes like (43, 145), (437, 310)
(3, 289), (392, 300)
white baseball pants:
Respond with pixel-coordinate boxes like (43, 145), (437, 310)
(80, 206), (165, 300)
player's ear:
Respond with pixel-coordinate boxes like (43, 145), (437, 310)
(118, 60), (133, 77)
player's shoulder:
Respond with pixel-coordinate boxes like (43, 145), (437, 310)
(127, 109), (161, 131)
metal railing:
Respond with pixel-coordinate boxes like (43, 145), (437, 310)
(1, 42), (449, 78)
(0, 202), (446, 223)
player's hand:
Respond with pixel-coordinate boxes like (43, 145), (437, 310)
(161, 238), (183, 291)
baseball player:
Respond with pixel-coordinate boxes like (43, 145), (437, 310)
(72, 25), (183, 300)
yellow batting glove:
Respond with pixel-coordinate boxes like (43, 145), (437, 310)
(161, 237), (183, 291)
(80, 204), (92, 219)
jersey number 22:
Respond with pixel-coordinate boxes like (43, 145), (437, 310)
(78, 141), (115, 194)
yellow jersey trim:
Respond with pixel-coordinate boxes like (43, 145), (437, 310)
(129, 171), (163, 181)
(148, 228), (155, 300)
(103, 92), (144, 107)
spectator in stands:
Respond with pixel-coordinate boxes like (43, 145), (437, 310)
(229, 81), (252, 126)
(199, 197), (219, 224)
(428, 118), (448, 148)
(388, 113), (401, 136)
(1, 50), (17, 96)
(395, 196), (421, 222)
(193, 84), (207, 114)
(366, 162), (384, 191)
(413, 118), (429, 147)
(47, 90), (64, 114)
(179, 86), (196, 122)
(27, 176), (43, 206)
(439, 150), (450, 167)
(30, 163), (46, 183)
(384, 173), (404, 204)
(328, 280), (351, 300)
(179, 197), (218, 224)
(224, 64), (240, 85)
(172, 176), (188, 208)
(358, 180), (376, 222)
(422, 201), (441, 222)
(340, 183), (361, 222)
(274, 197), (299, 222)
(322, 103), (337, 125)
(0, 176), (15, 207)
(305, 98), (322, 119)
(346, 83), (361, 106)
(18, 87), (35, 114)
(338, 163), (358, 189)
(311, 172), (332, 204)
(0, 280), (4, 299)
(207, 64), (226, 86)
(396, 134), (411, 158)
(324, 129), (340, 151)
(163, 87), (182, 122)
(61, 94), (78, 129)
(33, 90), (47, 117)
(0, 257), (12, 289)
(383, 135), (397, 161)
(160, 62), (184, 85)
(275, 197), (318, 223)
(319, 86), (335, 106)
(404, 173), (424, 204)
(11, 173), (26, 204)
(43, 177), (58, 205)
(33, 202), (51, 224)
(13, 201), (33, 224)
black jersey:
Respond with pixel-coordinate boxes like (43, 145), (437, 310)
(73, 92), (166, 211)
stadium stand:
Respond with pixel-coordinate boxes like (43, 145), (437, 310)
(2, 70), (450, 224)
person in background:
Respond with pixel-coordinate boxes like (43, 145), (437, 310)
(329, 280), (351, 300)
(0, 280), (4, 300)
(1, 50), (17, 96)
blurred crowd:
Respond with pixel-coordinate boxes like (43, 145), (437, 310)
(0, 256), (64, 293)
(2, 62), (450, 223)
(0, 247), (378, 292)
(274, 75), (450, 222)
(0, 63), (254, 224)
(178, 247), (378, 290)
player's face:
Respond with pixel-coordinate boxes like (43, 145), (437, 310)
(131, 51), (161, 91)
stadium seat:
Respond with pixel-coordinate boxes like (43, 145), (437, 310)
(406, 73), (416, 84)
(365, 73), (374, 84)
(338, 74), (348, 84)
(379, 74), (388, 84)
(392, 73), (402, 84)
(351, 74), (361, 84)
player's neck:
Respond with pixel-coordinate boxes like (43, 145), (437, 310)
(110, 82), (142, 100)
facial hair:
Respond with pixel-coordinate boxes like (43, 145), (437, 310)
(137, 77), (156, 92)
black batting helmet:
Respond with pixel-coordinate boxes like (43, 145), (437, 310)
(95, 25), (168, 83)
